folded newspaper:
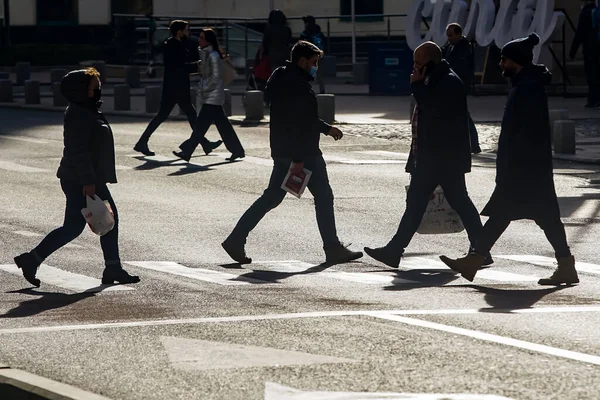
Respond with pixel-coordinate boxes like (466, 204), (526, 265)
(281, 164), (312, 198)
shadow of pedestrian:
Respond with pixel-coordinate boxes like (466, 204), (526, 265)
(133, 156), (186, 171)
(168, 160), (241, 176)
(471, 285), (569, 312)
(230, 262), (335, 284)
(1, 288), (95, 319)
(380, 268), (460, 291)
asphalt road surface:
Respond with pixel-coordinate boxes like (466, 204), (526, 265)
(1, 109), (600, 400)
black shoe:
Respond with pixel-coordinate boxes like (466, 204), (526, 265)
(101, 268), (140, 285)
(222, 239), (252, 264)
(226, 152), (245, 162)
(364, 246), (401, 269)
(14, 253), (41, 287)
(467, 248), (494, 267)
(134, 142), (155, 156)
(325, 243), (363, 264)
(173, 150), (191, 162)
(203, 140), (223, 156)
(471, 146), (482, 154)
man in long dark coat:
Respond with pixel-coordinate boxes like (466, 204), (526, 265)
(439, 33), (579, 286)
(570, 0), (600, 108)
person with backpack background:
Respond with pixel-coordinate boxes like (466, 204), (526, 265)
(571, 0), (600, 108)
(300, 15), (327, 94)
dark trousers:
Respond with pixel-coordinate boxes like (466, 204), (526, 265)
(138, 91), (209, 147)
(584, 51), (600, 105)
(474, 214), (571, 259)
(32, 181), (120, 268)
(229, 155), (339, 247)
(180, 104), (244, 156)
(468, 114), (480, 150)
(388, 171), (483, 252)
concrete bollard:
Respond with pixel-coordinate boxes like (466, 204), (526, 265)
(91, 61), (107, 83)
(0, 79), (13, 102)
(317, 94), (335, 124)
(114, 84), (131, 111)
(549, 109), (569, 135)
(223, 89), (232, 116)
(52, 82), (68, 107)
(180, 88), (196, 115)
(24, 80), (41, 104)
(244, 90), (264, 121)
(145, 86), (162, 113)
(352, 62), (369, 85)
(125, 66), (141, 88)
(553, 120), (576, 154)
(50, 68), (68, 84)
(16, 62), (31, 85)
(0, 72), (9, 80)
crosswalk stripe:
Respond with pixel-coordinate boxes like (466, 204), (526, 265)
(210, 153), (273, 166)
(320, 271), (419, 285)
(0, 264), (134, 293)
(356, 150), (409, 159)
(124, 261), (270, 285)
(0, 161), (48, 173)
(497, 255), (600, 275)
(0, 135), (49, 144)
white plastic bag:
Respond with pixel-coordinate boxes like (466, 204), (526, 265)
(405, 185), (465, 235)
(81, 195), (115, 236)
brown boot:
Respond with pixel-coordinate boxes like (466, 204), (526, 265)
(439, 253), (486, 282)
(538, 255), (579, 285)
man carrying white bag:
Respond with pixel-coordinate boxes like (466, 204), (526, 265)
(364, 42), (492, 269)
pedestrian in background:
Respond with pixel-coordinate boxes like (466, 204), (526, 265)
(14, 69), (140, 287)
(440, 33), (578, 286)
(300, 15), (327, 94)
(134, 20), (222, 157)
(364, 42), (489, 269)
(262, 10), (293, 72)
(222, 41), (363, 265)
(174, 28), (245, 162)
(443, 23), (481, 154)
(570, 0), (600, 108)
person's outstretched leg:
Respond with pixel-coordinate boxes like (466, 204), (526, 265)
(536, 213), (578, 285)
(135, 96), (177, 155)
(179, 100), (222, 155)
(176, 105), (216, 161)
(213, 105), (245, 160)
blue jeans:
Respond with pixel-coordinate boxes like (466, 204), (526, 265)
(32, 181), (120, 268)
(229, 155), (340, 248)
(388, 170), (483, 253)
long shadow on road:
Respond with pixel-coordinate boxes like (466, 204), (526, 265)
(1, 288), (95, 318)
(226, 262), (336, 284)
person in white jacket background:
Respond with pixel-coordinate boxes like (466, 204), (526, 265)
(174, 28), (246, 162)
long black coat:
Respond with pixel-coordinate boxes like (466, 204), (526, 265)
(162, 37), (198, 98)
(442, 37), (473, 89)
(481, 64), (560, 221)
(570, 3), (599, 58)
(407, 60), (472, 176)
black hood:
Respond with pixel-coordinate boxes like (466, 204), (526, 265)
(512, 63), (552, 86)
(60, 69), (93, 104)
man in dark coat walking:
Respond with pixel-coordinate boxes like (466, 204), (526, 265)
(443, 23), (481, 153)
(364, 42), (488, 269)
(570, 0), (600, 108)
(440, 33), (579, 286)
(134, 20), (221, 156)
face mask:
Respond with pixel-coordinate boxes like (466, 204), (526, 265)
(92, 88), (101, 102)
(309, 66), (318, 78)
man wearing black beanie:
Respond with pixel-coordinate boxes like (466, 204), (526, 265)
(440, 33), (579, 286)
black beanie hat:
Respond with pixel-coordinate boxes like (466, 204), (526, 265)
(501, 33), (540, 66)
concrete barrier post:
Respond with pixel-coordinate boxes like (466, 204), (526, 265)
(52, 82), (68, 107)
(352, 63), (369, 85)
(114, 84), (131, 111)
(317, 94), (335, 124)
(125, 66), (141, 88)
(0, 79), (13, 102)
(549, 109), (569, 136)
(24, 80), (41, 104)
(553, 120), (576, 154)
(223, 89), (232, 116)
(16, 62), (31, 85)
(50, 68), (68, 84)
(145, 86), (162, 113)
(244, 90), (264, 121)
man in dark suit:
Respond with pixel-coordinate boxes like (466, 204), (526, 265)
(570, 0), (600, 108)
(364, 42), (489, 269)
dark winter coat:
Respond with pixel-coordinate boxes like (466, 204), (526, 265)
(570, 3), (600, 58)
(481, 64), (560, 221)
(266, 62), (331, 162)
(57, 72), (117, 185)
(300, 24), (326, 49)
(263, 24), (293, 69)
(442, 37), (473, 89)
(162, 37), (198, 96)
(407, 60), (472, 175)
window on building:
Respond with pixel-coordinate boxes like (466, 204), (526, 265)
(340, 0), (384, 22)
(37, 0), (78, 25)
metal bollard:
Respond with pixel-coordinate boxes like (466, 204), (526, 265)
(52, 82), (68, 107)
(125, 66), (141, 88)
(317, 94), (335, 124)
(0, 79), (13, 102)
(24, 80), (41, 104)
(352, 63), (369, 85)
(16, 62), (31, 85)
(553, 120), (576, 154)
(50, 68), (68, 84)
(223, 89), (232, 116)
(244, 90), (264, 121)
(549, 109), (569, 136)
(114, 84), (131, 111)
(145, 86), (162, 113)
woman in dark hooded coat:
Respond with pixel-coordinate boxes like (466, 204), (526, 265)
(262, 9), (293, 72)
(13, 68), (140, 287)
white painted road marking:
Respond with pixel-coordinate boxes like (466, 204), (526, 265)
(3, 306), (600, 335)
(0, 264), (134, 293)
(0, 161), (48, 173)
(497, 255), (600, 275)
(211, 152), (274, 166)
(356, 150), (410, 159)
(264, 382), (514, 400)
(369, 313), (600, 366)
(125, 261), (269, 285)
(320, 271), (419, 285)
(161, 336), (354, 371)
(0, 135), (49, 144)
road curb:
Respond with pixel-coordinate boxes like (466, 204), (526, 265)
(553, 154), (600, 165)
(0, 367), (112, 400)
